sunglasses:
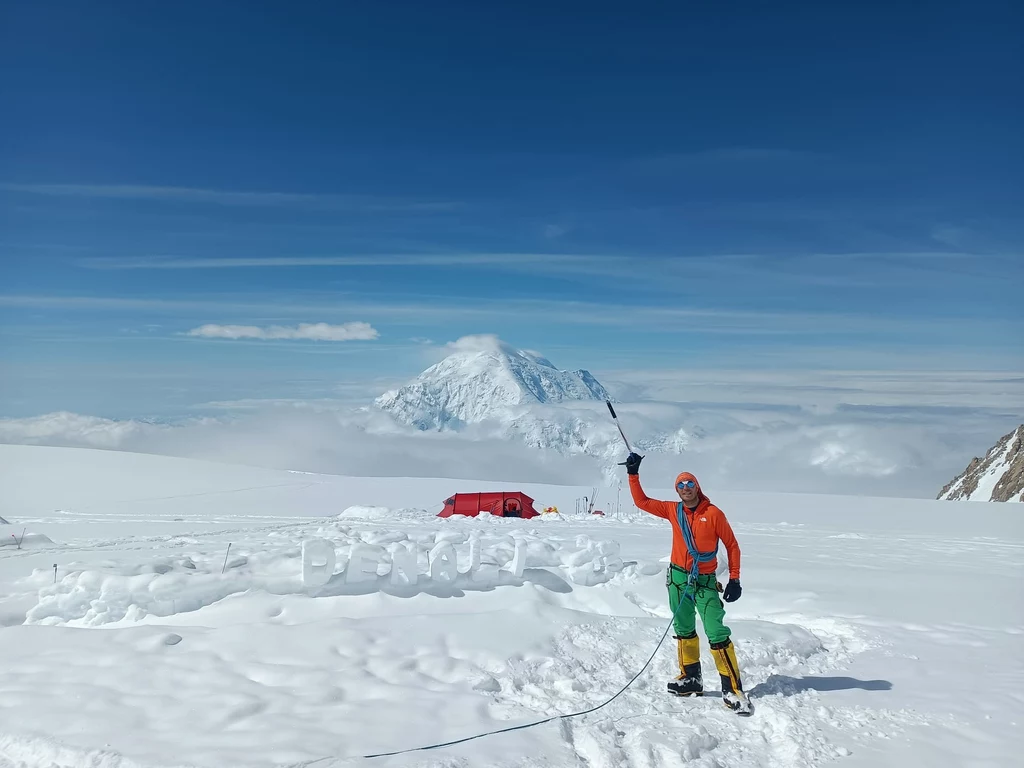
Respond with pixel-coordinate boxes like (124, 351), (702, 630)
(677, 480), (696, 490)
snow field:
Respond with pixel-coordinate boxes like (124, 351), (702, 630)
(0, 586), (898, 768)
(0, 519), (928, 768)
(1, 445), (1022, 768)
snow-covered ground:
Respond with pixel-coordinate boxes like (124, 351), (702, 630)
(1, 444), (1021, 768)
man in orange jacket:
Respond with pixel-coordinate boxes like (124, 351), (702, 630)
(623, 452), (750, 713)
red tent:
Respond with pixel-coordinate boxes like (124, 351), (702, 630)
(438, 491), (540, 519)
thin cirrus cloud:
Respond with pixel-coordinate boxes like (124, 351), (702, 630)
(77, 253), (606, 271)
(73, 252), (1004, 291)
(0, 292), (999, 337)
(186, 322), (380, 341)
(0, 183), (459, 212)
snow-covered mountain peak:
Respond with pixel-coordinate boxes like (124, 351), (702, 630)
(938, 424), (1024, 502)
(374, 335), (611, 430)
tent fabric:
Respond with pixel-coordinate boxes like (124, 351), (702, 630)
(438, 491), (540, 519)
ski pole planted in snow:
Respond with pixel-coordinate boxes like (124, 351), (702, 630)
(221, 543), (232, 574)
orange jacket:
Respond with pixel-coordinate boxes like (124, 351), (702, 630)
(629, 474), (741, 580)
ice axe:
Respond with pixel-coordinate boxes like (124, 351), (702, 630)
(605, 400), (640, 460)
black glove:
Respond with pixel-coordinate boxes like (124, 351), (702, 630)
(722, 579), (742, 602)
(620, 452), (644, 475)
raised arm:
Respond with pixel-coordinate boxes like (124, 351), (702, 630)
(628, 474), (675, 520)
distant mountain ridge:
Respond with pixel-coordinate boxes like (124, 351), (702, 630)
(938, 425), (1024, 502)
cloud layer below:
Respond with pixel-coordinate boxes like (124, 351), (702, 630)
(0, 392), (1016, 499)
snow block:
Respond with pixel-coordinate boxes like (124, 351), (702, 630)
(388, 542), (419, 586)
(338, 505), (393, 520)
(428, 541), (458, 584)
(22, 526), (634, 626)
(301, 538), (337, 588)
(345, 544), (383, 584)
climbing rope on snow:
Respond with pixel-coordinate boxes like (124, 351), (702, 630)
(296, 584), (697, 765)
(323, 507), (725, 761)
(295, 502), (725, 763)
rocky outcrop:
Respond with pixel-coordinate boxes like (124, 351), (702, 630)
(938, 425), (1024, 501)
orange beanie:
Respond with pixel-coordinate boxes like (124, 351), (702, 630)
(675, 472), (702, 496)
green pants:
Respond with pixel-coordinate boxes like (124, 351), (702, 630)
(667, 567), (731, 644)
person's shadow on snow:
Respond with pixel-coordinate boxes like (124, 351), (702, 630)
(748, 675), (892, 697)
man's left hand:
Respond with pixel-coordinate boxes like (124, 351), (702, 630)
(723, 579), (742, 602)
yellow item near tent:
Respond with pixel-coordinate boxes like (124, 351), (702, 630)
(543, 506), (559, 514)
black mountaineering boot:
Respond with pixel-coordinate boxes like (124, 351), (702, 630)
(667, 634), (704, 696)
(711, 638), (753, 715)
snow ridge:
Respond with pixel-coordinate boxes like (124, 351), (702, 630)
(938, 424), (1024, 501)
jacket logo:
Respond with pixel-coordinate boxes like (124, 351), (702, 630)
(700, 517), (707, 522)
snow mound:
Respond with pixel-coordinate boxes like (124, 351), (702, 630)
(339, 505), (399, 520)
(0, 734), (163, 768)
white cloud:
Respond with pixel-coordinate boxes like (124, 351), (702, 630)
(77, 253), (601, 270)
(443, 334), (515, 355)
(4, 290), (1001, 340)
(417, 334), (555, 367)
(3, 350), (1022, 501)
(0, 411), (151, 449)
(0, 409), (602, 487)
(597, 368), (1024, 412)
(0, 399), (1008, 498)
(186, 322), (379, 342)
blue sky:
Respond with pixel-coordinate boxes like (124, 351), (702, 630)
(1, 0), (1021, 419)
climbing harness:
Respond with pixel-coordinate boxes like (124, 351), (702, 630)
(674, 501), (719, 601)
